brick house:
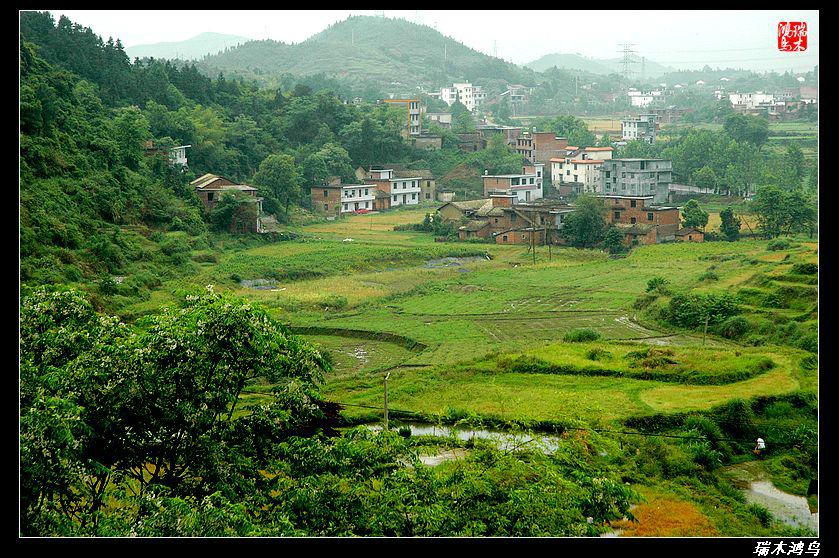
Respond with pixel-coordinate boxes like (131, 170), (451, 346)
(600, 195), (680, 242)
(616, 223), (658, 245)
(191, 173), (263, 233)
(674, 227), (705, 242)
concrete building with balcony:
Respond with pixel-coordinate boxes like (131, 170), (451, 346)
(621, 114), (657, 144)
(600, 159), (673, 203)
(367, 168), (424, 208)
(382, 98), (422, 136)
(550, 147), (614, 194)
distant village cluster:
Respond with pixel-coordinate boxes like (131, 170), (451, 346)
(161, 78), (815, 246)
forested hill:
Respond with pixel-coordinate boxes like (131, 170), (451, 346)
(196, 15), (535, 91)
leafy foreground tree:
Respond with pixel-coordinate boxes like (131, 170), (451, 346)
(561, 194), (608, 248)
(21, 287), (636, 536)
(681, 199), (709, 231)
(719, 207), (741, 241)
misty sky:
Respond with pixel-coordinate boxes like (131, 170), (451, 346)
(48, 10), (818, 72)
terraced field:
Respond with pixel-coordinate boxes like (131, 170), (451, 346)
(121, 206), (817, 428)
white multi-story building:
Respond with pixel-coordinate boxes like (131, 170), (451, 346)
(550, 147), (614, 193)
(388, 176), (423, 207)
(483, 171), (543, 203)
(339, 184), (377, 213)
(621, 115), (657, 144)
(169, 145), (191, 167)
(729, 92), (775, 110)
(438, 82), (483, 112)
(631, 95), (654, 108)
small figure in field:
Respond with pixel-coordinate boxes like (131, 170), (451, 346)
(753, 437), (766, 456)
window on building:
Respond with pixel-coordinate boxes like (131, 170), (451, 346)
(647, 212), (654, 221)
(324, 204), (328, 211)
(365, 201), (369, 208)
(207, 192), (214, 201)
(630, 200), (636, 207)
(343, 204), (348, 210)
(614, 211), (620, 220)
(631, 217), (637, 224)
(323, 190), (329, 197)
(365, 189), (369, 195)
(502, 235), (508, 242)
(412, 193), (416, 200)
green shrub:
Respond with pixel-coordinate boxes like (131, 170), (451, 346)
(633, 294), (658, 310)
(667, 293), (740, 329)
(767, 239), (792, 251)
(646, 277), (669, 293)
(718, 316), (751, 339)
(747, 504), (773, 528)
(698, 271), (719, 282)
(563, 328), (602, 342)
(791, 263), (818, 275)
(585, 348), (611, 361)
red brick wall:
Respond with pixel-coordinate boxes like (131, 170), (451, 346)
(311, 187), (342, 215)
(483, 177), (512, 196)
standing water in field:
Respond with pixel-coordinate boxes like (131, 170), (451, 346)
(368, 422), (562, 454)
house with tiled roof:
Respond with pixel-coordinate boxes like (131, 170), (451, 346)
(190, 174), (263, 233)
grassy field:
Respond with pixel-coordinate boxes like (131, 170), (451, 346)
(120, 206), (817, 430)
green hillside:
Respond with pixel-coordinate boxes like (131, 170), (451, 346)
(197, 16), (535, 91)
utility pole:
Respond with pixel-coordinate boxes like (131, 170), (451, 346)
(383, 372), (391, 430)
(703, 314), (709, 346)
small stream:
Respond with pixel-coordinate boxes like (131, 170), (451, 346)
(742, 480), (818, 532)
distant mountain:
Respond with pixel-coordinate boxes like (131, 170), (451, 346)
(525, 53), (673, 78)
(125, 32), (253, 61)
(196, 16), (534, 91)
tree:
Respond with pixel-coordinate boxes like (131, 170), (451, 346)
(681, 199), (709, 230)
(692, 166), (718, 192)
(253, 153), (302, 214)
(719, 207), (741, 241)
(208, 192), (243, 232)
(752, 184), (787, 238)
(20, 286), (332, 534)
(561, 194), (607, 248)
(723, 113), (768, 150)
(604, 226), (625, 254)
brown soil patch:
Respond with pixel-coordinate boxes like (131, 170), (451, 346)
(613, 495), (719, 537)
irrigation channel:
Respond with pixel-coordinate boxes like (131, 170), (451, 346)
(365, 422), (818, 534)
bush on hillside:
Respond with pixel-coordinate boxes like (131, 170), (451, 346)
(563, 329), (602, 342)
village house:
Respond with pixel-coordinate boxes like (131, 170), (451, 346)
(550, 147), (614, 194)
(381, 98), (421, 137)
(448, 194), (573, 245)
(310, 176), (382, 215)
(599, 195), (680, 242)
(599, 158), (673, 203)
(482, 165), (543, 203)
(427, 112), (453, 128)
(191, 173), (263, 233)
(144, 140), (191, 168)
(674, 227), (705, 242)
(621, 114), (657, 144)
(358, 166), (438, 204)
(366, 168), (424, 208)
